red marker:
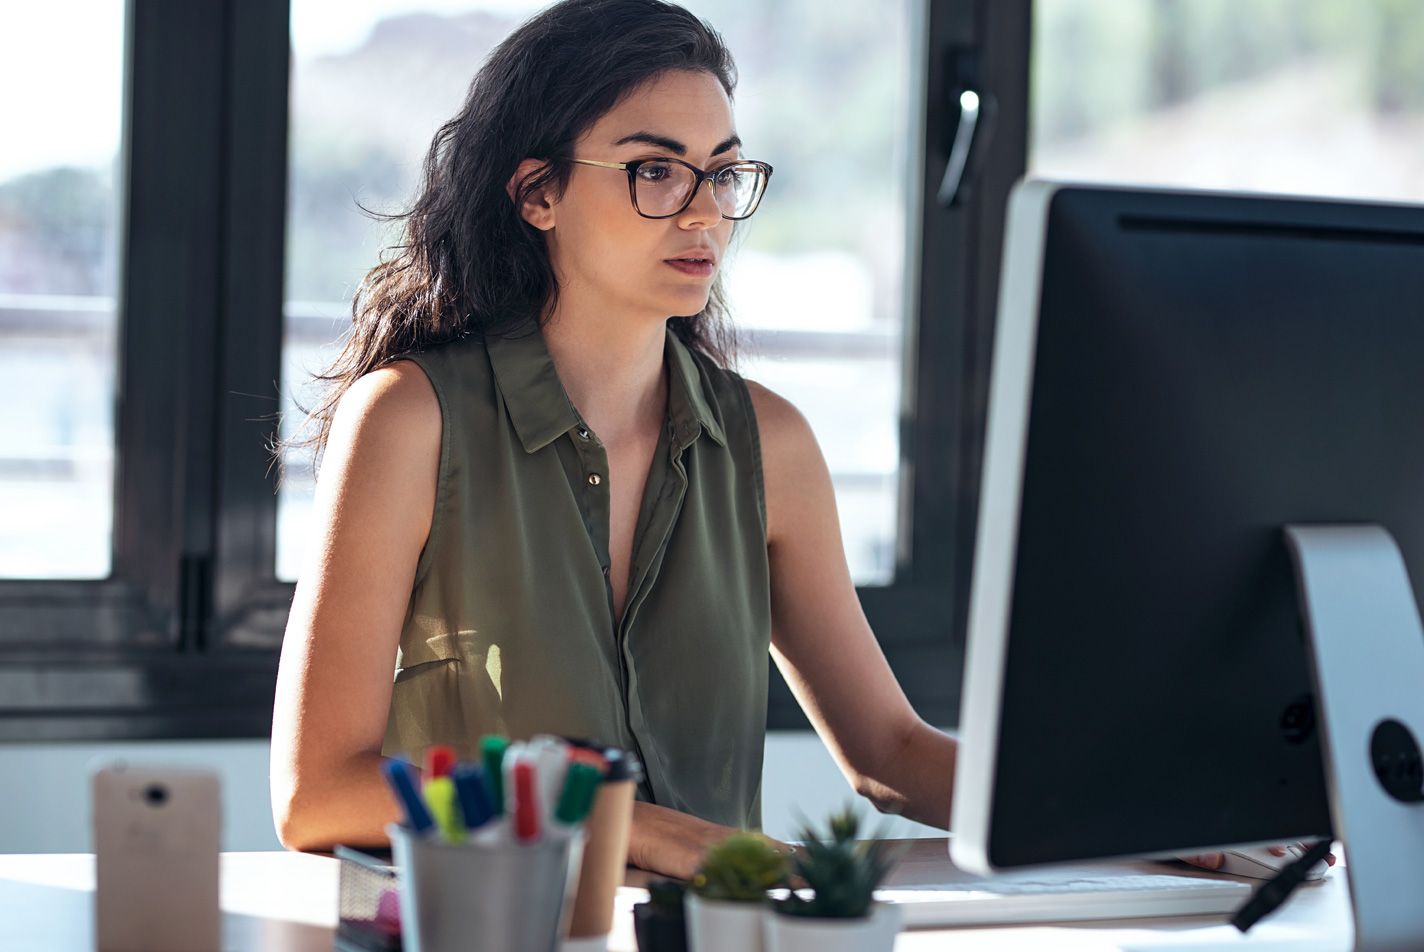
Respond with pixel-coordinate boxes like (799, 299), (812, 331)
(569, 748), (608, 772)
(424, 745), (456, 780)
(513, 760), (541, 843)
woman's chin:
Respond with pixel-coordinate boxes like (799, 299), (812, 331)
(659, 288), (713, 317)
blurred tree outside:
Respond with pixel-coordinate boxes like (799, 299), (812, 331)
(1370, 0), (1424, 113)
(1032, 0), (1424, 201)
(0, 165), (116, 295)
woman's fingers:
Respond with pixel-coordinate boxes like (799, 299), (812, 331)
(1181, 853), (1224, 870)
(1173, 844), (1337, 875)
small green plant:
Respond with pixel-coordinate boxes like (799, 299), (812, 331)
(773, 805), (905, 919)
(691, 832), (790, 902)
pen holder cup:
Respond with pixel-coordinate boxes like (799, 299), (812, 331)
(387, 823), (585, 952)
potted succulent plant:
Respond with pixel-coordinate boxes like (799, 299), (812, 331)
(763, 806), (906, 952)
(632, 878), (688, 952)
(685, 832), (789, 952)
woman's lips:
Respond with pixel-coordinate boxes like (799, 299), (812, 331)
(665, 258), (715, 277)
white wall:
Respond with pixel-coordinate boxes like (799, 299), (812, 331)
(0, 731), (943, 854)
(0, 739), (281, 853)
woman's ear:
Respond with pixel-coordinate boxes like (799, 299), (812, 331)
(507, 158), (556, 231)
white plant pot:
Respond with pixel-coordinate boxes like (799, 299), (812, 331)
(762, 901), (903, 952)
(685, 893), (768, 952)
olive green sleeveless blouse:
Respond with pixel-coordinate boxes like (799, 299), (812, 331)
(380, 321), (771, 830)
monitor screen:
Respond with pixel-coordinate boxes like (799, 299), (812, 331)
(952, 181), (1424, 871)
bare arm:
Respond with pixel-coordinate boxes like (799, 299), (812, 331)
(749, 380), (958, 830)
(269, 360), (441, 852)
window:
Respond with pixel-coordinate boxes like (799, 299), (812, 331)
(5, 0), (1019, 739)
(0, 1), (127, 579)
(278, 1), (503, 582)
(689, 0), (913, 584)
(1032, 0), (1424, 202)
(277, 0), (915, 585)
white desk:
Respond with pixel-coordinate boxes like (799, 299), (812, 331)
(0, 839), (1353, 950)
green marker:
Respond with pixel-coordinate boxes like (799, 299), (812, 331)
(480, 735), (510, 815)
(555, 761), (603, 826)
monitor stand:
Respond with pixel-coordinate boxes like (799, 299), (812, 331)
(1284, 525), (1424, 952)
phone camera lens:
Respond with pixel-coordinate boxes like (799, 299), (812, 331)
(144, 783), (169, 806)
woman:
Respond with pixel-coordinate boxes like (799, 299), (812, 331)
(269, 0), (954, 879)
(268, 0), (1257, 880)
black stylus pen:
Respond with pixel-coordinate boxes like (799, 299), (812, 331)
(1229, 839), (1334, 933)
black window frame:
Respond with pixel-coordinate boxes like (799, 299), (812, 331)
(0, 0), (1029, 741)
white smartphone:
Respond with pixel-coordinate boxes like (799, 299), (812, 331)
(92, 762), (222, 952)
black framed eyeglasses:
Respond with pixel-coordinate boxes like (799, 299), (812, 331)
(570, 156), (774, 220)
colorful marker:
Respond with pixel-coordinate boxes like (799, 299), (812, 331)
(513, 759), (541, 843)
(569, 747), (608, 772)
(423, 745), (455, 781)
(451, 762), (495, 832)
(380, 757), (434, 835)
(554, 760), (603, 826)
(425, 778), (464, 843)
(528, 735), (572, 829)
(420, 746), (462, 842)
(480, 735), (510, 815)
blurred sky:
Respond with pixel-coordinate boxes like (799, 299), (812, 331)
(290, 0), (545, 57)
(0, 0), (551, 182)
(0, 1), (124, 181)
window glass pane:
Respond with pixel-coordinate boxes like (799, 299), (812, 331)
(279, 0), (913, 585)
(0, 2), (126, 579)
(1032, 0), (1424, 202)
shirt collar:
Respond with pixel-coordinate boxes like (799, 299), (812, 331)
(486, 321), (727, 454)
(665, 326), (728, 450)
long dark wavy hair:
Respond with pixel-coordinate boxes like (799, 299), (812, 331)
(274, 0), (740, 482)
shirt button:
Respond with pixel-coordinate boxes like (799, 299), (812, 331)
(577, 426), (591, 441)
(587, 473), (602, 486)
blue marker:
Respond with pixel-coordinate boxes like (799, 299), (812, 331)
(451, 763), (495, 831)
(381, 757), (434, 835)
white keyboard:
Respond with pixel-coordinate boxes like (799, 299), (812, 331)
(875, 865), (1253, 927)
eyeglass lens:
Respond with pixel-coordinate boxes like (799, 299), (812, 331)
(634, 161), (767, 218)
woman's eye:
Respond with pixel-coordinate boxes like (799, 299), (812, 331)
(713, 167), (741, 187)
(637, 162), (673, 183)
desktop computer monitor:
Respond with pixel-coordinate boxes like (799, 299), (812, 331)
(951, 180), (1424, 874)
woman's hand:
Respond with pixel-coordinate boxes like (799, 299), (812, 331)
(1180, 843), (1337, 872)
(627, 801), (792, 881)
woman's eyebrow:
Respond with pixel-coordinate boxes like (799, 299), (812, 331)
(612, 131), (743, 156)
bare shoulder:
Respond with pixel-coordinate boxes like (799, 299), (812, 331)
(331, 359), (440, 445)
(744, 378), (818, 462)
(744, 379), (831, 544)
(313, 357), (443, 538)
(324, 355), (444, 472)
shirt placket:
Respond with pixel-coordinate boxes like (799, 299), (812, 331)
(615, 418), (698, 806)
(569, 421), (614, 599)
(620, 418), (692, 638)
